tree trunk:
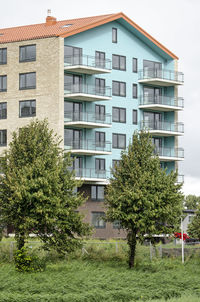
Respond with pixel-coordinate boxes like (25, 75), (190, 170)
(127, 230), (137, 268)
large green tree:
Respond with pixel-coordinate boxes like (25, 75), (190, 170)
(0, 120), (90, 252)
(184, 195), (200, 210)
(187, 208), (200, 240)
(105, 130), (183, 268)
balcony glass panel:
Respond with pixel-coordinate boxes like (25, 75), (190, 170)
(155, 147), (184, 159)
(138, 69), (184, 83)
(64, 139), (111, 153)
(64, 83), (111, 98)
(140, 120), (184, 134)
(64, 54), (111, 71)
(139, 96), (184, 108)
(64, 111), (111, 125)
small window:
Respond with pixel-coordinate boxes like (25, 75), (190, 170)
(95, 105), (105, 121)
(19, 100), (36, 118)
(0, 130), (7, 146)
(133, 58), (138, 73)
(112, 81), (126, 97)
(92, 212), (106, 228)
(112, 160), (120, 169)
(113, 220), (121, 229)
(112, 55), (126, 71)
(112, 28), (117, 43)
(91, 186), (105, 201)
(95, 51), (106, 68)
(133, 110), (138, 125)
(19, 45), (36, 62)
(95, 78), (105, 95)
(0, 75), (7, 92)
(19, 72), (36, 90)
(0, 48), (7, 65)
(95, 158), (105, 171)
(112, 133), (126, 149)
(0, 103), (7, 119)
(95, 131), (105, 147)
(133, 84), (138, 98)
(112, 107), (126, 123)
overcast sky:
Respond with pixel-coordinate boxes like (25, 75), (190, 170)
(0, 0), (199, 195)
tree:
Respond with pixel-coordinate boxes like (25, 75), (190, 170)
(184, 195), (200, 210)
(0, 120), (91, 253)
(187, 207), (200, 240)
(105, 130), (183, 268)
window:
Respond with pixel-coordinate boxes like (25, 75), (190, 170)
(19, 100), (36, 117)
(0, 48), (7, 65)
(64, 45), (82, 65)
(112, 107), (126, 123)
(0, 130), (7, 146)
(143, 60), (162, 77)
(133, 58), (137, 73)
(95, 105), (105, 121)
(95, 51), (106, 68)
(95, 131), (105, 147)
(112, 55), (126, 71)
(112, 160), (120, 170)
(133, 84), (138, 98)
(19, 45), (36, 62)
(91, 186), (105, 201)
(0, 75), (7, 92)
(112, 28), (117, 43)
(92, 212), (106, 228)
(19, 72), (36, 90)
(112, 133), (126, 149)
(133, 110), (138, 125)
(95, 78), (105, 95)
(113, 220), (121, 229)
(112, 81), (126, 97)
(0, 103), (7, 119)
(95, 158), (105, 172)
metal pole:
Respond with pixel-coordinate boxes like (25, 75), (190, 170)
(181, 217), (184, 264)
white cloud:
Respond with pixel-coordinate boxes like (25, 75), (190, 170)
(183, 176), (200, 196)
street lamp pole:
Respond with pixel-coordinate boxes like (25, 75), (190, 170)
(181, 216), (184, 264)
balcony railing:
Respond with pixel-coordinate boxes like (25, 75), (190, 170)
(140, 120), (184, 134)
(155, 147), (184, 159)
(139, 96), (184, 109)
(177, 175), (184, 183)
(64, 54), (111, 71)
(71, 168), (111, 180)
(138, 69), (184, 84)
(64, 111), (111, 125)
(64, 83), (111, 98)
(64, 139), (111, 153)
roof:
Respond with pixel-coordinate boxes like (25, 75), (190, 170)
(0, 12), (178, 59)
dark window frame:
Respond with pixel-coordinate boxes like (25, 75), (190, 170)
(0, 129), (7, 147)
(133, 58), (138, 73)
(133, 84), (138, 98)
(19, 72), (36, 90)
(112, 81), (126, 97)
(0, 48), (7, 65)
(95, 131), (106, 147)
(0, 102), (7, 119)
(95, 51), (106, 68)
(112, 54), (126, 71)
(112, 160), (120, 169)
(19, 44), (36, 63)
(112, 133), (126, 149)
(95, 158), (105, 172)
(0, 75), (7, 92)
(112, 107), (126, 123)
(91, 186), (105, 202)
(112, 28), (117, 43)
(133, 110), (138, 125)
(19, 100), (36, 118)
(92, 211), (106, 228)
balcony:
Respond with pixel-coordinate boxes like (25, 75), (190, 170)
(64, 84), (111, 101)
(64, 111), (112, 128)
(64, 54), (111, 74)
(138, 69), (184, 86)
(139, 96), (184, 112)
(155, 147), (184, 162)
(177, 175), (184, 183)
(64, 139), (112, 155)
(72, 168), (110, 184)
(140, 120), (184, 136)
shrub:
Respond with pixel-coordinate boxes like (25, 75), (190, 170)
(14, 246), (46, 272)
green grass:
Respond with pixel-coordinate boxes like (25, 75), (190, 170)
(0, 258), (200, 301)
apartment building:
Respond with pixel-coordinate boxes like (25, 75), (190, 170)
(0, 12), (184, 238)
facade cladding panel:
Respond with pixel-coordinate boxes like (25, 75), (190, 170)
(0, 13), (183, 238)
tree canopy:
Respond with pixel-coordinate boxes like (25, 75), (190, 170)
(105, 130), (183, 268)
(0, 120), (91, 253)
(184, 195), (200, 210)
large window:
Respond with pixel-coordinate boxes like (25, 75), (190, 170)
(133, 84), (138, 98)
(133, 110), (138, 125)
(95, 131), (105, 147)
(19, 72), (36, 90)
(91, 186), (105, 201)
(19, 45), (36, 62)
(95, 51), (106, 68)
(0, 130), (7, 146)
(112, 107), (126, 123)
(133, 58), (138, 73)
(112, 54), (126, 71)
(0, 48), (7, 65)
(95, 105), (105, 121)
(19, 100), (36, 118)
(112, 28), (117, 43)
(64, 45), (82, 65)
(92, 212), (106, 228)
(143, 60), (162, 77)
(112, 81), (126, 97)
(95, 158), (105, 172)
(0, 75), (7, 92)
(112, 133), (126, 149)
(0, 103), (7, 119)
(95, 78), (105, 95)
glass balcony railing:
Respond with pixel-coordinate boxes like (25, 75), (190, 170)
(64, 83), (111, 98)
(64, 139), (111, 153)
(140, 120), (184, 134)
(70, 168), (110, 180)
(139, 96), (184, 109)
(138, 69), (184, 84)
(64, 111), (111, 125)
(64, 54), (112, 71)
(155, 147), (184, 159)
